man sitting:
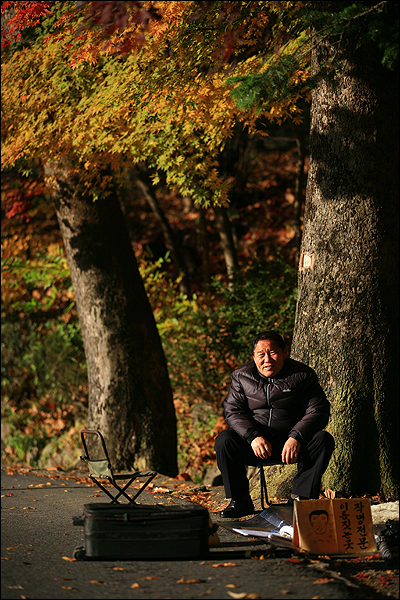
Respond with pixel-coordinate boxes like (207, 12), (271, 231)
(215, 330), (335, 518)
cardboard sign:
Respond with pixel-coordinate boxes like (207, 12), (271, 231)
(293, 498), (377, 555)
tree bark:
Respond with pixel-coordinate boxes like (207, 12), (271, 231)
(47, 166), (178, 475)
(198, 207), (211, 288)
(291, 3), (399, 498)
(214, 206), (238, 282)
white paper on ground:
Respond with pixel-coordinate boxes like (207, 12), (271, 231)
(232, 528), (280, 537)
(279, 525), (294, 537)
(232, 525), (294, 540)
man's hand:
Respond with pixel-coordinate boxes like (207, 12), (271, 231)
(281, 437), (301, 464)
(251, 436), (272, 460)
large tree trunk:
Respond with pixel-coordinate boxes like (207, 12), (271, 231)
(47, 166), (178, 475)
(291, 3), (399, 498)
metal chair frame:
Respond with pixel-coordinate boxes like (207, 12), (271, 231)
(80, 430), (157, 504)
(257, 459), (285, 509)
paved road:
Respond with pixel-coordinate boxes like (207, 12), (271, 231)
(1, 468), (396, 599)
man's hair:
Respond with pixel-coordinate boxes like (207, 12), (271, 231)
(309, 510), (329, 522)
(252, 331), (286, 354)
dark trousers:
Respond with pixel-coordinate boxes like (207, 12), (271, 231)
(215, 429), (335, 500)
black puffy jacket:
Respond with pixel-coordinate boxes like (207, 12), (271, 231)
(223, 357), (330, 446)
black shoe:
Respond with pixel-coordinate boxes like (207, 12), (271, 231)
(287, 496), (299, 506)
(287, 495), (308, 506)
(220, 497), (254, 519)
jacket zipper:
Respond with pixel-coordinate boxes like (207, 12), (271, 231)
(267, 382), (272, 427)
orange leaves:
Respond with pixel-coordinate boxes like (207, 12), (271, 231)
(226, 593), (262, 600)
(312, 577), (335, 584)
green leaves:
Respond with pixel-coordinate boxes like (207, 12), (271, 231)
(1, 247), (74, 314)
(139, 252), (297, 406)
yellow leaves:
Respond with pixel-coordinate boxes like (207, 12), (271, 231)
(7, 585), (23, 590)
(2, 1), (307, 205)
(227, 593), (262, 600)
(152, 486), (170, 493)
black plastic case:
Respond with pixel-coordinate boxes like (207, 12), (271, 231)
(73, 502), (210, 560)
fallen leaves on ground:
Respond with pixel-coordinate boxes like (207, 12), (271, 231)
(177, 577), (206, 583)
(287, 558), (302, 563)
(176, 473), (192, 481)
(227, 592), (261, 599)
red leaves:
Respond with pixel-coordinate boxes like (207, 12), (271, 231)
(378, 572), (396, 586)
(1, 1), (53, 48)
(5, 200), (32, 221)
(286, 558), (302, 563)
(74, 1), (162, 54)
(2, 176), (46, 221)
(1, 1), (159, 54)
(77, 0), (130, 32)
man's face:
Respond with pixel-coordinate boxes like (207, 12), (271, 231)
(253, 339), (288, 378)
(310, 513), (328, 535)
